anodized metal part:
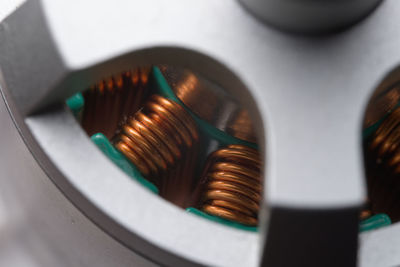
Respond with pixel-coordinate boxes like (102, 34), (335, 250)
(0, 89), (156, 267)
(1, 0), (400, 266)
(239, 0), (383, 34)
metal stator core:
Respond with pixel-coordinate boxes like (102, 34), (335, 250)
(2, 0), (400, 266)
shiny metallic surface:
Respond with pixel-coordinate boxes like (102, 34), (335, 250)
(0, 95), (157, 267)
(364, 86), (400, 129)
(1, 0), (400, 266)
(115, 95), (199, 205)
(159, 65), (257, 143)
(239, 0), (383, 34)
(82, 68), (150, 138)
(364, 102), (400, 222)
(0, 2), (156, 261)
(199, 145), (261, 226)
(369, 108), (400, 155)
(364, 71), (400, 194)
(364, 71), (400, 130)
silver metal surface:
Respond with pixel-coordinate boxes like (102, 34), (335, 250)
(0, 73), (155, 267)
(239, 0), (383, 34)
(1, 0), (400, 266)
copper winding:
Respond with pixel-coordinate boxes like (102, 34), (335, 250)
(199, 144), (262, 226)
(364, 87), (400, 129)
(159, 65), (257, 143)
(114, 95), (199, 196)
(226, 110), (257, 144)
(365, 106), (400, 221)
(79, 66), (263, 214)
(360, 208), (372, 221)
(370, 107), (400, 156)
(81, 67), (150, 138)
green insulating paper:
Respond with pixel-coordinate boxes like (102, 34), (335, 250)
(360, 213), (391, 232)
(91, 133), (159, 194)
(66, 92), (84, 117)
(186, 207), (257, 232)
(152, 66), (258, 150)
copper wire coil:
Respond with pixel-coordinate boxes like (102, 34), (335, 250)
(364, 87), (400, 129)
(360, 209), (372, 220)
(159, 65), (257, 143)
(199, 145), (261, 226)
(365, 106), (400, 221)
(370, 107), (400, 153)
(81, 67), (150, 138)
(114, 95), (199, 205)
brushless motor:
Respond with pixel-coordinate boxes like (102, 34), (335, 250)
(3, 0), (400, 267)
(70, 65), (388, 232)
(71, 66), (262, 223)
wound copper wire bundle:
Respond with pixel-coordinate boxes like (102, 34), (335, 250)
(365, 106), (400, 221)
(81, 67), (150, 138)
(197, 144), (262, 226)
(114, 94), (199, 207)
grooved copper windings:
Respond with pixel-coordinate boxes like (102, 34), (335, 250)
(76, 66), (263, 225)
(78, 65), (384, 228)
(114, 95), (199, 207)
(365, 106), (400, 222)
(197, 145), (262, 226)
(82, 67), (151, 138)
(159, 65), (257, 143)
(363, 82), (400, 223)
